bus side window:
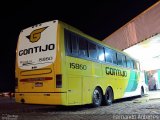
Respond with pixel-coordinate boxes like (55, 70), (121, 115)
(64, 30), (78, 56)
(88, 41), (97, 60)
(64, 30), (72, 54)
(124, 56), (127, 67)
(71, 34), (78, 55)
(117, 53), (123, 66)
(105, 48), (112, 63)
(137, 62), (140, 70)
(126, 57), (134, 69)
(105, 48), (117, 64)
(78, 37), (88, 57)
(130, 60), (134, 69)
(126, 57), (130, 68)
(117, 53), (126, 67)
(98, 46), (105, 62)
(134, 61), (140, 70)
(112, 51), (117, 65)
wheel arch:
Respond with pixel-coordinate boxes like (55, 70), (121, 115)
(95, 86), (104, 95)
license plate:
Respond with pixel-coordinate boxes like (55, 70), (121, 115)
(35, 82), (43, 87)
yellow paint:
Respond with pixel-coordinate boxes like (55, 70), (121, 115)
(15, 20), (144, 106)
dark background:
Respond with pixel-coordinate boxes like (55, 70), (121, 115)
(0, 0), (158, 92)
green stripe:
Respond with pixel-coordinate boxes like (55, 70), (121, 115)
(125, 71), (138, 92)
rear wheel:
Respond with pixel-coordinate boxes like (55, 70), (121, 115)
(92, 87), (102, 107)
(104, 87), (113, 106)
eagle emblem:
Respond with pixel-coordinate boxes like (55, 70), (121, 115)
(26, 26), (48, 43)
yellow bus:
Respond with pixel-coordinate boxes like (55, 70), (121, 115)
(15, 20), (147, 107)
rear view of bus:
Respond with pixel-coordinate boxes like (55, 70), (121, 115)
(15, 20), (65, 105)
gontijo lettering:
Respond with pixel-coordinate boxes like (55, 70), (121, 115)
(19, 44), (55, 56)
(105, 67), (127, 77)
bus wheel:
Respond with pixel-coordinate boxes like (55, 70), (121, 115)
(104, 87), (113, 106)
(141, 87), (144, 97)
(92, 87), (102, 107)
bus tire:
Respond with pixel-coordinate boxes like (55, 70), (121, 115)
(104, 87), (113, 106)
(92, 87), (102, 107)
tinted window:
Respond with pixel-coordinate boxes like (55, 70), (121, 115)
(98, 46), (105, 61)
(134, 61), (140, 70)
(126, 57), (134, 69)
(105, 48), (117, 64)
(117, 53), (126, 67)
(65, 30), (78, 55)
(65, 29), (137, 69)
(79, 37), (88, 57)
(65, 30), (71, 54)
(71, 34), (78, 55)
(123, 56), (127, 67)
(117, 53), (123, 66)
(88, 42), (97, 59)
(137, 62), (140, 70)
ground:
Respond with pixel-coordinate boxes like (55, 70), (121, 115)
(0, 90), (160, 120)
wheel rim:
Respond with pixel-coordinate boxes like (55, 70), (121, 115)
(93, 89), (101, 105)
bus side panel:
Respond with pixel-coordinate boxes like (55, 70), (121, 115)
(66, 76), (96, 105)
(67, 76), (82, 104)
(101, 64), (131, 99)
(66, 56), (91, 105)
(82, 76), (94, 104)
(15, 92), (66, 105)
(66, 56), (105, 105)
(123, 70), (143, 98)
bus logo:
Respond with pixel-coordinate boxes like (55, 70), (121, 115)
(26, 26), (48, 43)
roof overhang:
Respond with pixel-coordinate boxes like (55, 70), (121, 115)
(123, 33), (160, 71)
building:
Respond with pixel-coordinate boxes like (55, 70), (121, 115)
(103, 1), (160, 89)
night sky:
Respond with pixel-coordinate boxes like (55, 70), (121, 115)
(0, 0), (158, 92)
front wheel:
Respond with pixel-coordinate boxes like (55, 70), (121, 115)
(104, 87), (113, 106)
(92, 87), (102, 107)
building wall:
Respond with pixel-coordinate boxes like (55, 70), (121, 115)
(103, 1), (160, 50)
